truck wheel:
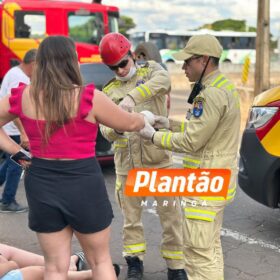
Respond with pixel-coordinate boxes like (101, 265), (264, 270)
(134, 42), (162, 63)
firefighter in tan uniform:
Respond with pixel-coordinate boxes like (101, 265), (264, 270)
(99, 33), (187, 280)
(140, 34), (241, 280)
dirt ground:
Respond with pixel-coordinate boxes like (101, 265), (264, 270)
(170, 71), (280, 132)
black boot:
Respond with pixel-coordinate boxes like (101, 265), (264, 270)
(125, 256), (144, 280)
(168, 268), (188, 280)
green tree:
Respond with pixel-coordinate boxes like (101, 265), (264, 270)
(197, 19), (275, 49)
(199, 19), (251, 32)
(212, 19), (247, 31)
(119, 15), (136, 37)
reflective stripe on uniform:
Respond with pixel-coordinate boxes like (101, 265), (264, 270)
(161, 250), (184, 260)
(161, 132), (173, 150)
(116, 180), (122, 191)
(136, 84), (152, 99)
(216, 78), (229, 88)
(210, 74), (225, 87)
(114, 138), (128, 148)
(183, 157), (200, 169)
(185, 208), (216, 221)
(137, 68), (149, 76)
(226, 83), (235, 91)
(103, 80), (121, 93)
(123, 243), (146, 254)
(211, 74), (230, 89)
(200, 184), (237, 201)
(181, 121), (186, 133)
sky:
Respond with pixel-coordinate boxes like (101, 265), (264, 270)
(102, 0), (280, 38)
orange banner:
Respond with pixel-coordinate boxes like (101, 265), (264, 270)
(125, 168), (231, 197)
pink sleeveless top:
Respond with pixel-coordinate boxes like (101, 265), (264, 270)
(8, 83), (98, 159)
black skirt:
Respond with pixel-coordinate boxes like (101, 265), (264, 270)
(24, 157), (113, 233)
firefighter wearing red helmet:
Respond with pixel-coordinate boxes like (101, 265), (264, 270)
(99, 33), (187, 280)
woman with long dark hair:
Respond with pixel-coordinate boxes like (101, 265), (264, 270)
(0, 36), (145, 280)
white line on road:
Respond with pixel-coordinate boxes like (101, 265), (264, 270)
(221, 227), (280, 253)
(144, 208), (280, 253)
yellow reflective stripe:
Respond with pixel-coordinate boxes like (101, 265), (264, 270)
(200, 195), (234, 201)
(116, 181), (122, 191)
(136, 86), (146, 98)
(103, 84), (113, 93)
(183, 157), (200, 169)
(124, 243), (146, 253)
(161, 132), (172, 149)
(161, 133), (167, 148)
(103, 80), (121, 93)
(180, 121), (185, 133)
(210, 74), (224, 87)
(183, 164), (198, 169)
(185, 208), (216, 221)
(161, 250), (184, 260)
(166, 132), (172, 149)
(185, 208), (216, 216)
(216, 79), (229, 88)
(226, 191), (236, 200)
(114, 138), (128, 148)
(200, 185), (237, 201)
(137, 68), (149, 76)
(228, 185), (236, 194)
(226, 83), (235, 91)
(140, 84), (152, 97)
(136, 84), (152, 99)
(186, 215), (213, 221)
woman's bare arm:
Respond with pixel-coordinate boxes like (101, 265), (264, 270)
(90, 89), (145, 132)
(0, 95), (23, 155)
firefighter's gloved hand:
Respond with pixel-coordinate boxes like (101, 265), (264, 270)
(140, 110), (155, 126)
(119, 95), (135, 112)
(154, 115), (170, 129)
(139, 117), (156, 140)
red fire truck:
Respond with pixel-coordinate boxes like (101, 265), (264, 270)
(0, 0), (119, 80)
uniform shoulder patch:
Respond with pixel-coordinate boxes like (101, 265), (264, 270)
(136, 79), (145, 87)
(193, 96), (205, 118)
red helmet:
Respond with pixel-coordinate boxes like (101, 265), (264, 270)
(99, 33), (131, 65)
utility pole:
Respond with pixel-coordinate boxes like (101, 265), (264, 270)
(254, 0), (270, 96)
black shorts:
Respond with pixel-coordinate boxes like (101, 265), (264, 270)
(24, 157), (113, 233)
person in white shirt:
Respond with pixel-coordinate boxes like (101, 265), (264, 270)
(0, 49), (37, 213)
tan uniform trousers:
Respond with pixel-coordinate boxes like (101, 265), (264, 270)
(183, 202), (225, 280)
(116, 174), (185, 269)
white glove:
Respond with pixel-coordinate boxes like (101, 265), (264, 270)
(119, 95), (135, 112)
(139, 117), (156, 140)
(140, 111), (155, 126)
(154, 115), (170, 129)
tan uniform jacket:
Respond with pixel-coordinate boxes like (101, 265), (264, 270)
(153, 70), (241, 206)
(100, 61), (173, 175)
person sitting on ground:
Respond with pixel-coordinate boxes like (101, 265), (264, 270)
(0, 243), (120, 279)
(0, 243), (90, 280)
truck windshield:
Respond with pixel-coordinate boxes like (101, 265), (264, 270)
(108, 12), (119, 33)
(68, 12), (104, 45)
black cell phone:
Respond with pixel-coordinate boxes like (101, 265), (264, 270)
(10, 150), (31, 167)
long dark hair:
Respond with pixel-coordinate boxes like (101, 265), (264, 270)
(30, 36), (83, 143)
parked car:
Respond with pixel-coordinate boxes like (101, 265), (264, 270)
(80, 63), (115, 165)
(238, 86), (280, 207)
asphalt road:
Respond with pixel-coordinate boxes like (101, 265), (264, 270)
(0, 89), (280, 279)
(1, 166), (280, 280)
